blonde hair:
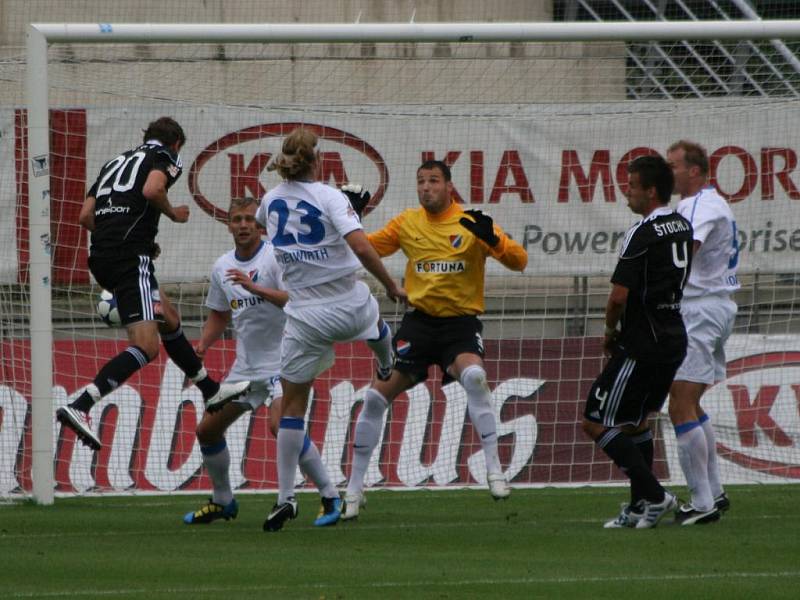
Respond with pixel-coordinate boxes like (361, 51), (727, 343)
(228, 196), (260, 215)
(668, 139), (709, 175)
(267, 128), (318, 180)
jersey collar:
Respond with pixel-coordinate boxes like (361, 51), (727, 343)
(424, 200), (462, 222)
(144, 139), (164, 146)
(235, 240), (264, 262)
(641, 205), (673, 223)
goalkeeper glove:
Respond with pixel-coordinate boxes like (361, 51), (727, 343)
(341, 184), (371, 218)
(459, 209), (500, 247)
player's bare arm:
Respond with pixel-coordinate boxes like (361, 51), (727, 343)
(195, 308), (230, 360)
(79, 195), (96, 231)
(142, 170), (189, 222)
(603, 283), (628, 356)
(225, 268), (289, 308)
(344, 229), (407, 303)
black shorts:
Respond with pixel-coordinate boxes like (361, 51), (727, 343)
(88, 253), (164, 326)
(584, 349), (681, 428)
(392, 310), (484, 383)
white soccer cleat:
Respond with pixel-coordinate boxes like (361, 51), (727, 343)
(635, 491), (678, 529)
(56, 406), (101, 450)
(342, 492), (366, 521)
(204, 380), (250, 412)
(604, 501), (644, 529)
(488, 472), (511, 500)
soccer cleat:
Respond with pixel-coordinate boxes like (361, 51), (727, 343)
(56, 406), (101, 450)
(342, 492), (366, 521)
(313, 496), (342, 527)
(674, 502), (721, 526)
(488, 472), (511, 500)
(204, 380), (250, 413)
(263, 497), (298, 532)
(635, 491), (678, 529)
(714, 492), (730, 513)
(604, 501), (644, 529)
(183, 498), (239, 525)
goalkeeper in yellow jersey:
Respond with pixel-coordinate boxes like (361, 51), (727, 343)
(341, 159), (528, 519)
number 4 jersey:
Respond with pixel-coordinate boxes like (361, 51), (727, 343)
(612, 206), (694, 363)
(88, 140), (183, 257)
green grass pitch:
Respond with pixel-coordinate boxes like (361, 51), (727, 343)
(1, 485), (798, 599)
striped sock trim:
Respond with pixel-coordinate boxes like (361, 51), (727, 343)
(125, 345), (149, 368)
(674, 420), (703, 436)
(138, 256), (153, 321)
(597, 427), (622, 449)
(280, 417), (304, 431)
(201, 439), (227, 456)
(160, 326), (184, 342)
(630, 429), (653, 445)
(299, 434), (311, 457)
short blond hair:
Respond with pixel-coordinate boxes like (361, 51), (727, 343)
(228, 196), (259, 216)
(668, 140), (709, 175)
(267, 128), (317, 181)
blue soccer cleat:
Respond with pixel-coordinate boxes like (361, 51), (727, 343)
(183, 498), (239, 524)
(314, 496), (342, 527)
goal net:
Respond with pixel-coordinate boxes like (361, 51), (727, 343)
(3, 22), (800, 501)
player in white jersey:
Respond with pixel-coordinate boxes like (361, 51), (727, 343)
(183, 198), (342, 527)
(667, 140), (738, 525)
(255, 127), (406, 532)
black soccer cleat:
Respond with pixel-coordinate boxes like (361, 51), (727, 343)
(714, 492), (730, 513)
(675, 503), (721, 526)
(263, 497), (299, 532)
(56, 406), (101, 450)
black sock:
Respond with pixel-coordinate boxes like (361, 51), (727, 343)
(597, 428), (663, 503)
(161, 325), (219, 400)
(629, 429), (654, 505)
(70, 346), (149, 412)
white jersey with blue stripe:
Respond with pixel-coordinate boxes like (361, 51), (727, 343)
(677, 186), (740, 299)
(206, 240), (285, 381)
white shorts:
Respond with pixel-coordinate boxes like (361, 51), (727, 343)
(674, 295), (737, 385)
(280, 281), (380, 383)
(226, 375), (282, 411)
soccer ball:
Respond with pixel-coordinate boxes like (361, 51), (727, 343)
(96, 289), (122, 327)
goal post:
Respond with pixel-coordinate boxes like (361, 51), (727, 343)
(16, 20), (800, 504)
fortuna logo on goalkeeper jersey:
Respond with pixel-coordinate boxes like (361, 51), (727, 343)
(415, 260), (465, 274)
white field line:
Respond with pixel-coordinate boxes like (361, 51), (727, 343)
(8, 570), (800, 598)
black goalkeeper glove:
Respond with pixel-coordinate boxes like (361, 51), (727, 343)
(459, 209), (500, 247)
(341, 184), (371, 218)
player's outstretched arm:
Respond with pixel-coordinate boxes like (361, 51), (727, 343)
(195, 309), (231, 361)
(79, 195), (96, 231)
(225, 268), (289, 308)
(345, 229), (407, 303)
(459, 210), (527, 272)
(142, 170), (189, 223)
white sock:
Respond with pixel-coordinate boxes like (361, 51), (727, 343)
(202, 439), (233, 506)
(676, 421), (714, 511)
(346, 388), (387, 496)
(461, 365), (502, 475)
(700, 414), (724, 498)
(298, 434), (337, 498)
(366, 321), (393, 371)
(277, 417), (305, 503)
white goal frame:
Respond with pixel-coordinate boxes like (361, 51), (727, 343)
(25, 19), (800, 504)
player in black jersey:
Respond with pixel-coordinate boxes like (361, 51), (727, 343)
(57, 117), (250, 451)
(583, 155), (694, 529)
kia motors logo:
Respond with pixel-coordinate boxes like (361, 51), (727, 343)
(187, 122), (389, 223)
(706, 351), (800, 478)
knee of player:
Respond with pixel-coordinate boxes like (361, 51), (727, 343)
(581, 418), (603, 440)
(138, 340), (159, 362)
(195, 419), (221, 445)
(460, 365), (489, 395)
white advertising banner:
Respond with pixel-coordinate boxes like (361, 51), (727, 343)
(2, 100), (799, 281)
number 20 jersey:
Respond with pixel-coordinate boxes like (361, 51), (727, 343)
(256, 181), (363, 292)
(88, 141), (183, 257)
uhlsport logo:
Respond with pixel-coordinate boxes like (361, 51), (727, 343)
(187, 122), (389, 223)
(704, 351), (800, 479)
